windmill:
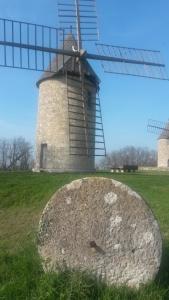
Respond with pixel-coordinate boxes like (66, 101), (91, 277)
(0, 1), (168, 172)
(148, 119), (169, 168)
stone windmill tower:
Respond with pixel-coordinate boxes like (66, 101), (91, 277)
(0, 1), (168, 172)
(158, 122), (169, 168)
(148, 120), (169, 168)
(35, 34), (101, 172)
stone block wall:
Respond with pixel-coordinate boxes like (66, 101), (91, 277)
(34, 75), (96, 172)
(158, 139), (169, 168)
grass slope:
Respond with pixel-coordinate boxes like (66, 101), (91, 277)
(0, 171), (169, 299)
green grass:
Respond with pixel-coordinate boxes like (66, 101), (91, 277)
(0, 171), (169, 299)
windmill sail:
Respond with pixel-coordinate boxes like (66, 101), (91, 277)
(58, 0), (99, 48)
(96, 43), (168, 80)
(0, 17), (168, 81)
(148, 119), (169, 138)
(0, 18), (66, 72)
(67, 73), (106, 157)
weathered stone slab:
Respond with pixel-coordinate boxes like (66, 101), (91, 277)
(38, 177), (162, 288)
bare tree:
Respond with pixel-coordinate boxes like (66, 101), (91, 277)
(0, 139), (9, 169)
(99, 146), (157, 169)
(0, 137), (33, 170)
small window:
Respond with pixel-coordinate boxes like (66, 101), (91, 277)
(87, 91), (93, 110)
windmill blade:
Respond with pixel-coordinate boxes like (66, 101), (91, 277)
(0, 17), (97, 73)
(0, 18), (66, 72)
(148, 119), (169, 138)
(67, 73), (106, 157)
(96, 43), (168, 80)
(0, 17), (168, 81)
(57, 0), (99, 49)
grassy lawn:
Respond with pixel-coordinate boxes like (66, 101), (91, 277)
(0, 171), (169, 299)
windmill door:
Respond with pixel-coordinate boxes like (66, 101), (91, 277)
(40, 143), (47, 169)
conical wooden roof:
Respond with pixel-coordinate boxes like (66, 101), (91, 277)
(37, 33), (99, 87)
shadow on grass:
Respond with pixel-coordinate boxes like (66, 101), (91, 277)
(1, 242), (169, 300)
(156, 242), (169, 287)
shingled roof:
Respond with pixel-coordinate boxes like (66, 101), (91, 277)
(158, 122), (169, 139)
(37, 33), (99, 87)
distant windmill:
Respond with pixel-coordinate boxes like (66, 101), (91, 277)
(148, 119), (169, 168)
(0, 0), (168, 172)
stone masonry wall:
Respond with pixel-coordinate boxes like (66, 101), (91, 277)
(158, 139), (169, 168)
(34, 75), (95, 172)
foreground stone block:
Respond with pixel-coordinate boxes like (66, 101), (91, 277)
(38, 177), (162, 288)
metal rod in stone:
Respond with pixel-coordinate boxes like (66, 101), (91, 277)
(89, 241), (105, 254)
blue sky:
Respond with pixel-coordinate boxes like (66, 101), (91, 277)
(0, 0), (169, 153)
